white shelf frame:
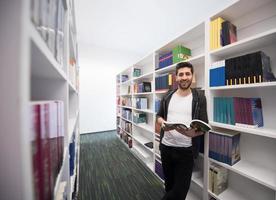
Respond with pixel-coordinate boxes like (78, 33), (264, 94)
(115, 1), (276, 200)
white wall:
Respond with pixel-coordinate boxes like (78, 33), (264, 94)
(78, 0), (236, 134)
(79, 44), (141, 133)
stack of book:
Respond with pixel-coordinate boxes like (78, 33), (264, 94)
(210, 51), (276, 87)
(30, 101), (64, 200)
(31, 0), (66, 65)
(210, 17), (237, 50)
(155, 157), (164, 180)
(133, 113), (147, 124)
(214, 97), (264, 127)
(121, 97), (132, 107)
(133, 68), (141, 77)
(122, 75), (129, 82)
(155, 73), (177, 91)
(209, 163), (228, 195)
(122, 108), (132, 121)
(121, 120), (132, 134)
(209, 130), (241, 165)
(69, 133), (76, 176)
(134, 97), (148, 109)
(172, 45), (191, 63)
(155, 98), (161, 113)
(133, 82), (151, 93)
(157, 52), (173, 70)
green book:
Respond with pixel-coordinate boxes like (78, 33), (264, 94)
(172, 45), (191, 63)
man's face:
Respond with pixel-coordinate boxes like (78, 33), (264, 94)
(176, 67), (193, 90)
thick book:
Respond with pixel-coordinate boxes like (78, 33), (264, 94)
(164, 119), (211, 133)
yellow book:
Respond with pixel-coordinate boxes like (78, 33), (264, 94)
(210, 20), (214, 50)
(168, 73), (172, 86)
(214, 18), (218, 49)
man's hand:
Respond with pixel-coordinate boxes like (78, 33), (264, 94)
(175, 127), (204, 137)
(162, 123), (175, 131)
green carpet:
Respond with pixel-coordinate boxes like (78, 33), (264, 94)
(79, 130), (164, 200)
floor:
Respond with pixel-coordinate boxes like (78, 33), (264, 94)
(78, 130), (164, 200)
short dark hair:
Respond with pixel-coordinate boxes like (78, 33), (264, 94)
(175, 62), (193, 75)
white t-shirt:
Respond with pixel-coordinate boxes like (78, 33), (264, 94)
(162, 92), (193, 147)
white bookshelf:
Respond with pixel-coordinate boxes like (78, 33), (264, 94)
(0, 0), (80, 199)
(116, 0), (276, 199)
(206, 0), (276, 200)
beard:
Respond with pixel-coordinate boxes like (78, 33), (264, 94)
(178, 80), (192, 90)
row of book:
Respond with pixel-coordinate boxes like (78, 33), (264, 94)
(155, 157), (165, 181)
(213, 97), (264, 127)
(154, 134), (161, 156)
(119, 129), (133, 148)
(209, 17), (237, 50)
(133, 113), (147, 124)
(209, 163), (228, 195)
(69, 132), (76, 176)
(209, 130), (241, 166)
(209, 51), (276, 87)
(121, 120), (132, 134)
(155, 98), (161, 113)
(155, 73), (177, 91)
(134, 97), (148, 109)
(133, 82), (152, 93)
(156, 45), (191, 70)
(30, 101), (64, 200)
(121, 97), (132, 107)
(133, 68), (142, 77)
(69, 58), (79, 91)
(31, 0), (66, 65)
(122, 75), (129, 82)
(122, 108), (132, 121)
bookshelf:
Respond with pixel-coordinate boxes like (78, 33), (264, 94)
(0, 0), (79, 199)
(116, 0), (276, 199)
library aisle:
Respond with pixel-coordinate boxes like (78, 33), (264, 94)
(79, 131), (164, 200)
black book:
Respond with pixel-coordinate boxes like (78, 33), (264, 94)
(144, 142), (153, 149)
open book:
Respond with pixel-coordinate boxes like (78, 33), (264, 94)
(164, 119), (211, 133)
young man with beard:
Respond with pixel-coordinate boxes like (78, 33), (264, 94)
(156, 62), (208, 200)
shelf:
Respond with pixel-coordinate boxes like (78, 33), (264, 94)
(133, 123), (154, 133)
(155, 53), (205, 75)
(120, 93), (132, 96)
(209, 81), (276, 90)
(209, 28), (276, 58)
(121, 105), (132, 109)
(121, 117), (132, 123)
(69, 111), (79, 141)
(209, 158), (276, 190)
(132, 135), (154, 153)
(133, 71), (154, 82)
(192, 171), (204, 188)
(155, 89), (169, 94)
(186, 189), (202, 200)
(69, 81), (78, 94)
(30, 22), (66, 80)
(120, 79), (131, 85)
(70, 167), (77, 194)
(132, 107), (154, 114)
(209, 188), (252, 200)
(146, 160), (154, 171)
(121, 128), (132, 137)
(69, 28), (77, 59)
(132, 92), (153, 96)
(210, 121), (276, 139)
(132, 145), (151, 160)
(54, 146), (69, 198)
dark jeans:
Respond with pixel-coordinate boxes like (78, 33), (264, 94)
(160, 143), (194, 200)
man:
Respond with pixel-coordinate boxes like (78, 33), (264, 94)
(156, 62), (208, 200)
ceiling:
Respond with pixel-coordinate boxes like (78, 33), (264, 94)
(75, 0), (235, 62)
